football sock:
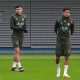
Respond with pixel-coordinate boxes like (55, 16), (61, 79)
(56, 64), (60, 74)
(64, 65), (68, 75)
(17, 62), (22, 68)
(12, 62), (17, 68)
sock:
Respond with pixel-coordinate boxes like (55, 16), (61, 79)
(17, 62), (22, 68)
(64, 65), (68, 75)
(12, 62), (17, 68)
(56, 64), (60, 74)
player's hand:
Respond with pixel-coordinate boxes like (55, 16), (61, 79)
(23, 29), (27, 33)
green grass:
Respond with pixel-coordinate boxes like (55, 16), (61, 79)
(0, 54), (80, 80)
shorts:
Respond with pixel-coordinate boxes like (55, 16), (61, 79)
(11, 33), (24, 49)
(56, 40), (71, 57)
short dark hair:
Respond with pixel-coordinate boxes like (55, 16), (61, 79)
(15, 5), (22, 9)
(63, 8), (70, 12)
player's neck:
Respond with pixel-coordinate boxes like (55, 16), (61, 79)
(62, 16), (70, 20)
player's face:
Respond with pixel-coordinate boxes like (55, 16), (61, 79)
(63, 10), (70, 17)
(16, 7), (23, 15)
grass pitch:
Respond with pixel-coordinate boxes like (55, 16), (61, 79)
(0, 53), (80, 80)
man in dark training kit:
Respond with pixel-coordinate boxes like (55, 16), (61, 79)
(54, 8), (74, 78)
(10, 5), (27, 72)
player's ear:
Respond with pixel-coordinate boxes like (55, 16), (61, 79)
(21, 8), (23, 12)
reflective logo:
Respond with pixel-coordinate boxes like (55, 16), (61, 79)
(64, 20), (66, 22)
(17, 22), (24, 27)
(67, 23), (70, 26)
(61, 26), (68, 32)
(22, 18), (24, 21)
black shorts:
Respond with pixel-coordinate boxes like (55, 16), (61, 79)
(56, 40), (71, 57)
(11, 33), (24, 49)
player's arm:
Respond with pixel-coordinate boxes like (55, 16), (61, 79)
(54, 20), (59, 34)
(10, 16), (23, 30)
(23, 16), (27, 33)
(10, 16), (15, 30)
(70, 21), (74, 35)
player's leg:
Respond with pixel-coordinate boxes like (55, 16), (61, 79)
(11, 34), (19, 71)
(14, 47), (24, 72)
(12, 47), (20, 71)
(14, 47), (20, 62)
(63, 42), (71, 78)
(56, 40), (62, 77)
(56, 56), (61, 77)
(11, 34), (23, 71)
(63, 56), (71, 78)
(17, 35), (24, 72)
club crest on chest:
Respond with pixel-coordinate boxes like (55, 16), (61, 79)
(67, 23), (70, 26)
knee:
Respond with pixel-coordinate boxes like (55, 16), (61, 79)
(15, 47), (20, 53)
(65, 56), (69, 60)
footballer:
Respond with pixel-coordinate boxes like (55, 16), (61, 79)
(10, 5), (27, 72)
(54, 8), (74, 78)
